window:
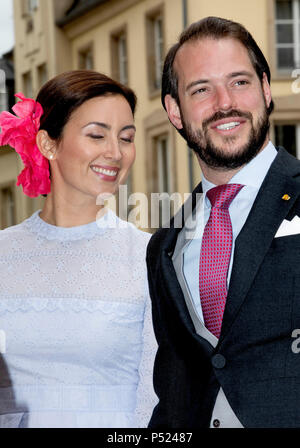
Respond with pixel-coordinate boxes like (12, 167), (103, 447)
(78, 45), (94, 70)
(22, 0), (38, 31)
(144, 110), (179, 230)
(22, 0), (38, 16)
(117, 173), (133, 221)
(0, 91), (8, 113)
(28, 0), (38, 13)
(111, 29), (128, 85)
(274, 123), (300, 157)
(22, 71), (33, 98)
(37, 64), (48, 88)
(146, 7), (165, 93)
(0, 69), (5, 95)
(155, 135), (172, 193)
(153, 15), (164, 90)
(275, 0), (300, 70)
(0, 186), (16, 229)
(152, 135), (172, 227)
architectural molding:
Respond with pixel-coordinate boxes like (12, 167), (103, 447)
(59, 0), (142, 39)
(273, 94), (300, 121)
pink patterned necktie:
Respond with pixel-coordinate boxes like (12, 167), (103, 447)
(199, 183), (244, 338)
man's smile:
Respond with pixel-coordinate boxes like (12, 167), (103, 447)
(210, 117), (247, 135)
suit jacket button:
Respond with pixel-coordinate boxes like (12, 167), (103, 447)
(213, 419), (220, 428)
(211, 354), (226, 369)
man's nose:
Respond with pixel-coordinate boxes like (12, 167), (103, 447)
(213, 85), (236, 112)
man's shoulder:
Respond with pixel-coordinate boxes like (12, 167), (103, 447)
(274, 146), (300, 174)
(267, 147), (300, 222)
(147, 182), (202, 259)
(147, 226), (172, 257)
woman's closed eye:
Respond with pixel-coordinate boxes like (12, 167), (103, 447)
(121, 136), (134, 143)
(87, 134), (104, 140)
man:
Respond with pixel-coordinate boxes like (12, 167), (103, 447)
(147, 16), (300, 428)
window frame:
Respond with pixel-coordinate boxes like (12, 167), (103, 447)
(22, 0), (38, 16)
(78, 43), (95, 70)
(28, 0), (38, 13)
(0, 182), (16, 230)
(37, 63), (48, 88)
(144, 109), (177, 229)
(22, 71), (33, 98)
(0, 90), (8, 113)
(274, 121), (300, 158)
(155, 134), (172, 194)
(145, 4), (165, 97)
(144, 110), (176, 196)
(110, 25), (129, 85)
(271, 0), (300, 76)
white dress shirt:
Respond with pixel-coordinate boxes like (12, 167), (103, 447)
(183, 141), (278, 326)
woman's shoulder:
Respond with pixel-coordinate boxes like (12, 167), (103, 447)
(113, 216), (152, 244)
(0, 220), (27, 240)
(103, 210), (151, 241)
(0, 214), (37, 256)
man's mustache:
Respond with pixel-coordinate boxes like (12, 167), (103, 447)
(202, 109), (253, 130)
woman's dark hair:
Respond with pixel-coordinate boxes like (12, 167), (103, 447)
(162, 16), (274, 115)
(36, 70), (137, 142)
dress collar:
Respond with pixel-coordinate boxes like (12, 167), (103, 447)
(25, 208), (117, 241)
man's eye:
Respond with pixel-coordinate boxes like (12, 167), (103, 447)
(235, 80), (249, 86)
(192, 88), (207, 95)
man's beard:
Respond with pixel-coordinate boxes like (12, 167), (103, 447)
(180, 106), (270, 170)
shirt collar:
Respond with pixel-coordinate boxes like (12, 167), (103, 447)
(201, 141), (278, 195)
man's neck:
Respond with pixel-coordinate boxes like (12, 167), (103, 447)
(197, 160), (242, 185)
(197, 140), (269, 185)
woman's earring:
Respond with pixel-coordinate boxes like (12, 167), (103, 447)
(49, 154), (54, 160)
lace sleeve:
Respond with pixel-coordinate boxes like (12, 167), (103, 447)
(134, 278), (158, 428)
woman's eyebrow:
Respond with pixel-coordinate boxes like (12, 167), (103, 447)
(82, 123), (136, 132)
(82, 122), (111, 130)
(121, 125), (136, 132)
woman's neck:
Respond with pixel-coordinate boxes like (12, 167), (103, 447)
(39, 193), (103, 227)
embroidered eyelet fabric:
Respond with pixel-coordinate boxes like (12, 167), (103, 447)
(0, 210), (158, 428)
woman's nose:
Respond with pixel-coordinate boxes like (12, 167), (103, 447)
(104, 139), (122, 160)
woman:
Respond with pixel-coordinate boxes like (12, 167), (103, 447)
(0, 70), (157, 428)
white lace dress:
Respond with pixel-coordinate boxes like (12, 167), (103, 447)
(0, 209), (157, 428)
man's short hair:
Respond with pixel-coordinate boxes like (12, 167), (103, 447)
(161, 16), (274, 115)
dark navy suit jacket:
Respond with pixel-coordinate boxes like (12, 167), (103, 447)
(147, 148), (300, 428)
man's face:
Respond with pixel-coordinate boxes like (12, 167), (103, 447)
(165, 37), (272, 170)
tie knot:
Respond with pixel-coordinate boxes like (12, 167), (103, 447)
(206, 183), (244, 209)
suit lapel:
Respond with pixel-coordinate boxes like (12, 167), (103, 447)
(158, 183), (204, 338)
(160, 248), (197, 334)
(221, 149), (300, 340)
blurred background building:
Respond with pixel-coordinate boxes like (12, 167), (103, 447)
(0, 0), (299, 229)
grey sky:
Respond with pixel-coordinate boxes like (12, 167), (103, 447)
(0, 0), (14, 57)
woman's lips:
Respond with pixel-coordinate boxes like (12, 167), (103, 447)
(90, 165), (120, 182)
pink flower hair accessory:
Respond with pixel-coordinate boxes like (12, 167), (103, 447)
(0, 93), (51, 197)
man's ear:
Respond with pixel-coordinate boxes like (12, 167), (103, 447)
(262, 72), (272, 110)
(164, 94), (183, 129)
(36, 130), (57, 160)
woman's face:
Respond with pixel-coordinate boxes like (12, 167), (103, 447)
(51, 94), (136, 203)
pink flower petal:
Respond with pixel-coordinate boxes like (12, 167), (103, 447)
(0, 92), (48, 197)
